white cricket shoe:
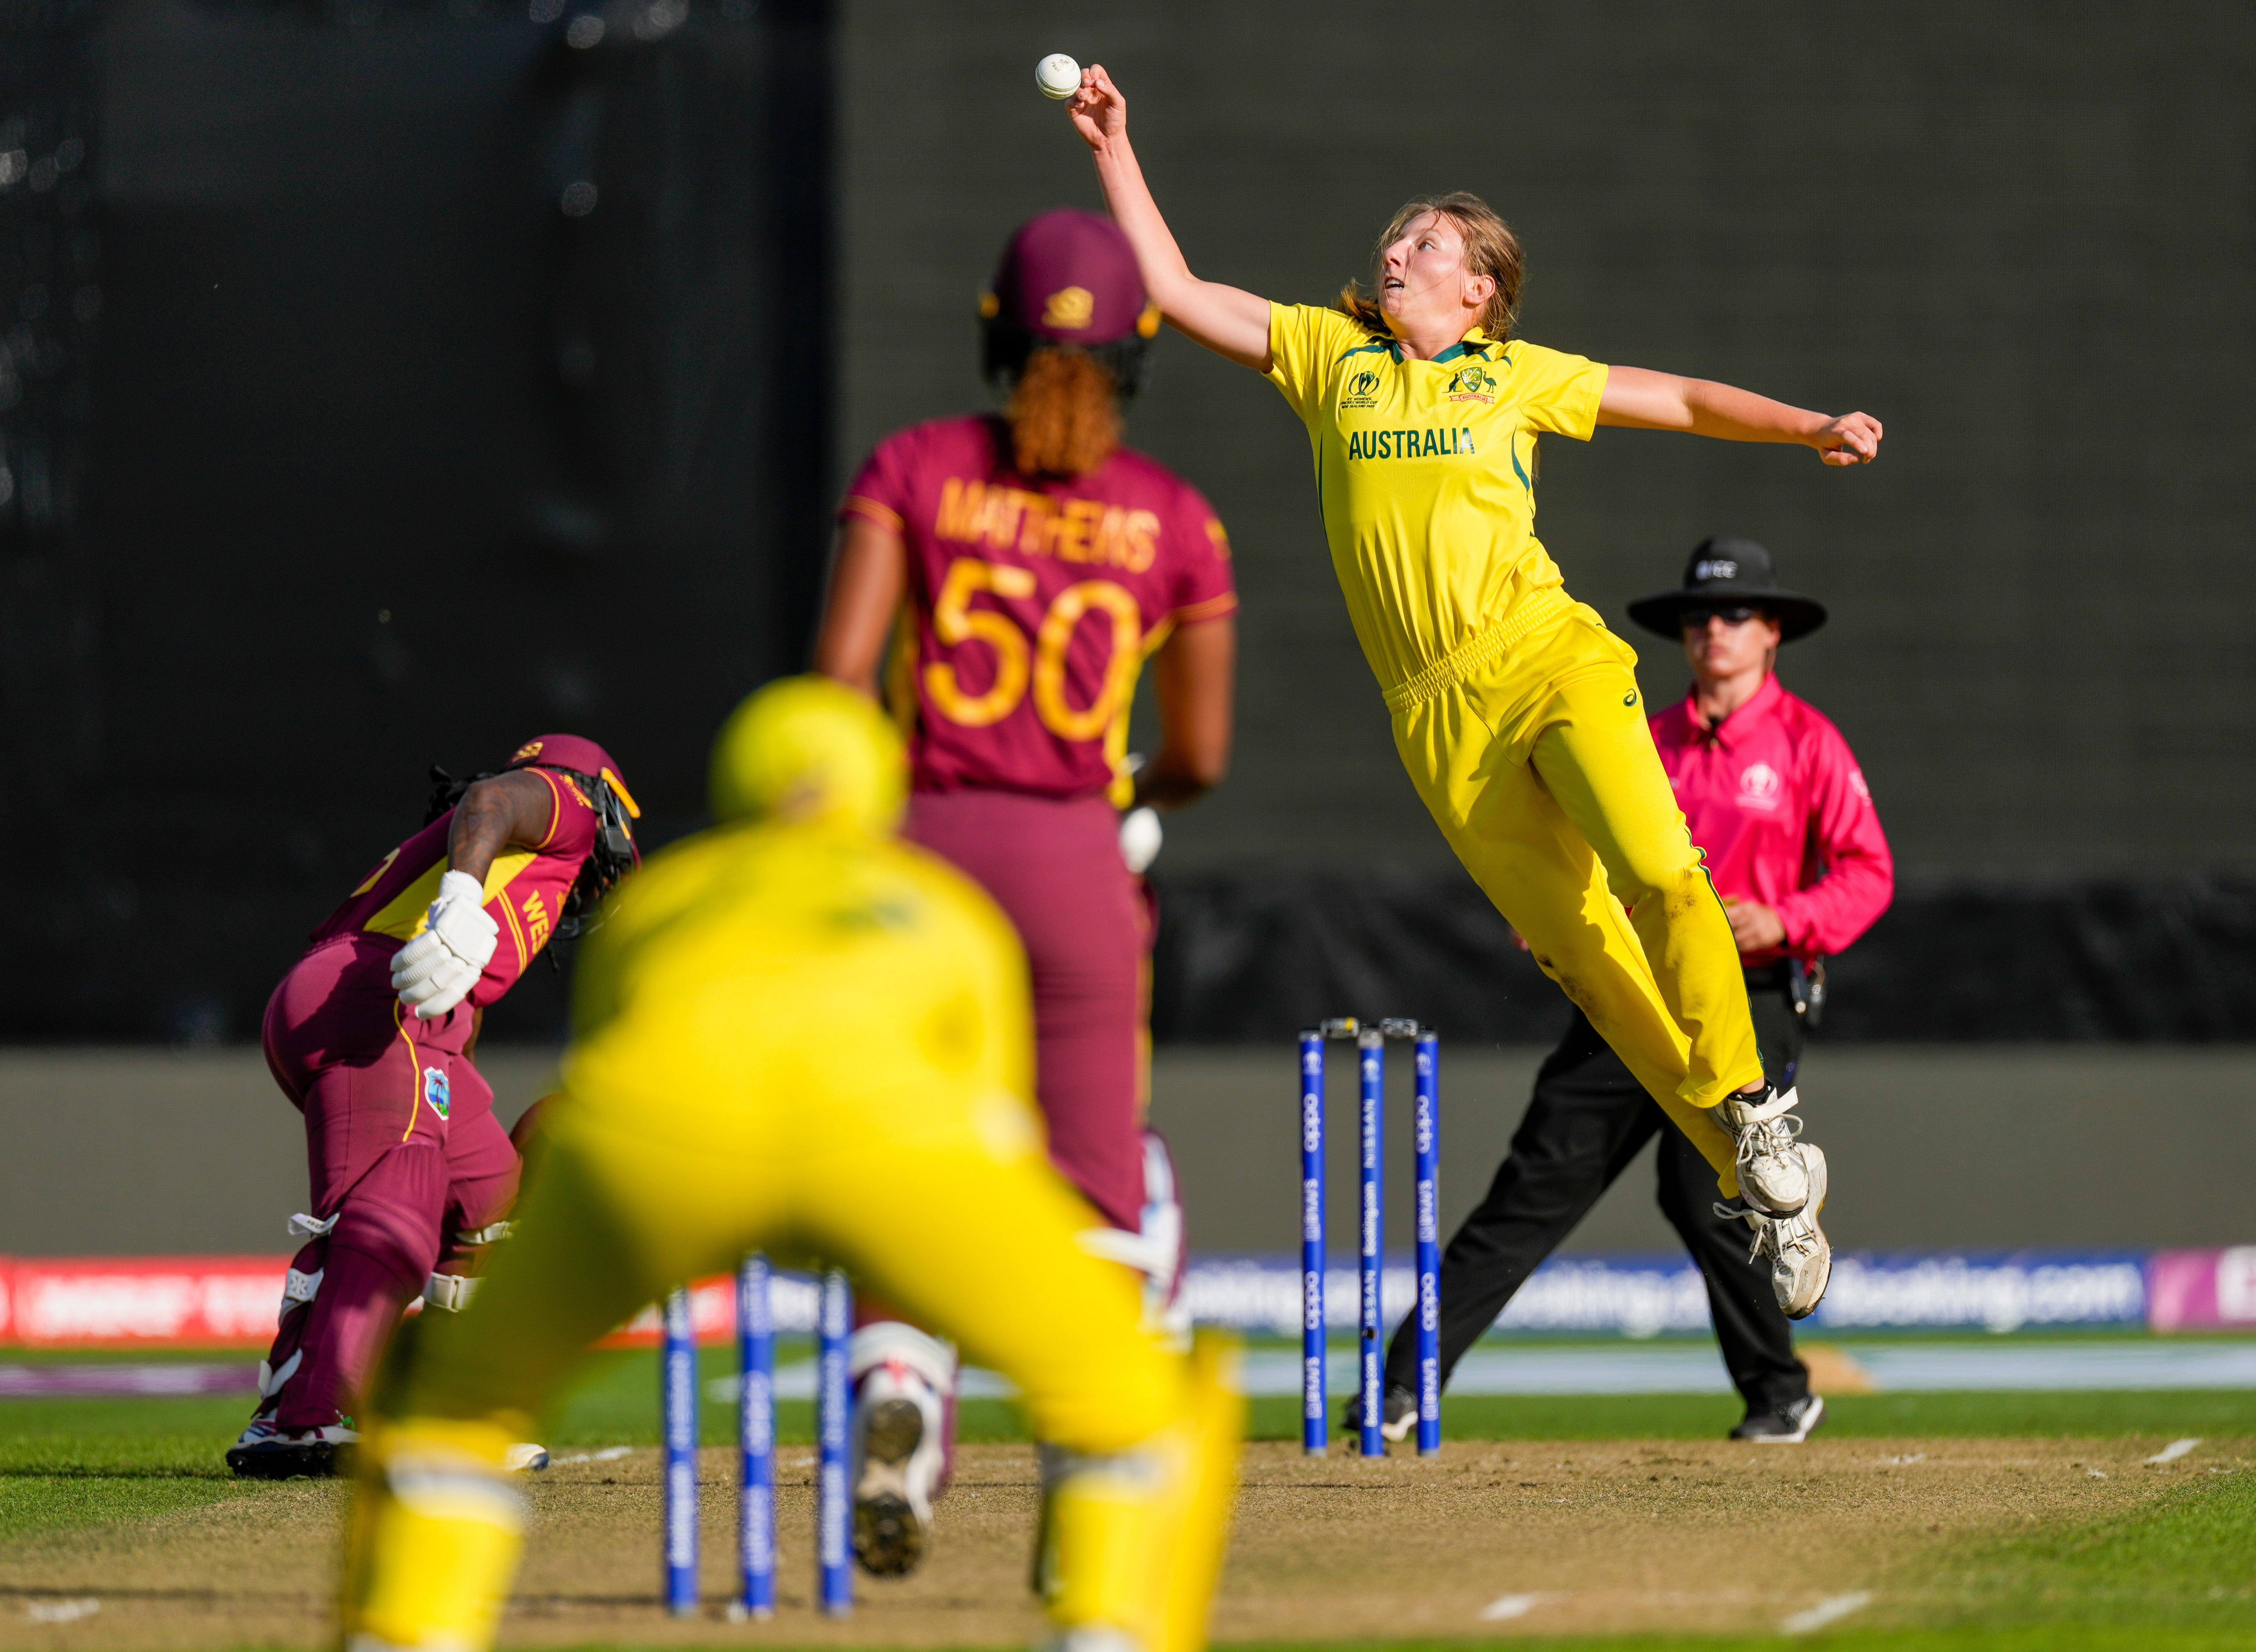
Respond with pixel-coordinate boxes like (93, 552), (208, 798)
(852, 1362), (944, 1577)
(1716, 1084), (1811, 1215)
(849, 1324), (953, 1579)
(1720, 1145), (1832, 1319)
(504, 1443), (550, 1471)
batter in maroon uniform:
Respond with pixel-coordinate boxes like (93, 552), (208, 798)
(815, 208), (1236, 1577)
(226, 736), (640, 1479)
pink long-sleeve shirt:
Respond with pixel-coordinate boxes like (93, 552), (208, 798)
(1650, 673), (1894, 966)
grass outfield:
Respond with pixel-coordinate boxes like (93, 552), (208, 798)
(1, 1350), (2252, 1648)
(10, 1344), (2256, 1465)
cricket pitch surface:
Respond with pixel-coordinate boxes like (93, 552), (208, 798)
(1, 1436), (2246, 1648)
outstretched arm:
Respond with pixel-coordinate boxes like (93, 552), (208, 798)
(1597, 367), (1882, 466)
(1068, 66), (1273, 370)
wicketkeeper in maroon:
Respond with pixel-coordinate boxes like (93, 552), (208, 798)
(815, 208), (1236, 1577)
(226, 736), (640, 1479)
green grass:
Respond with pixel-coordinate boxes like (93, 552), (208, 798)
(540, 1344), (2256, 1446)
(0, 1472), (244, 1542)
(0, 1387), (259, 1542)
(7, 1344), (2254, 1466)
(1913, 1458), (2256, 1631)
(1246, 1387), (2256, 1442)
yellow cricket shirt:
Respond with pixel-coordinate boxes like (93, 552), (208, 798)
(567, 817), (1034, 1144)
(1265, 303), (1609, 706)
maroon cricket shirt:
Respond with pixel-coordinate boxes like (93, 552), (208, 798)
(842, 414), (1236, 803)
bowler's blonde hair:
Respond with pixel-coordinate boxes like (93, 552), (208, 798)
(1338, 192), (1524, 343)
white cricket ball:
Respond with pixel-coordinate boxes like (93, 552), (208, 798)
(1035, 53), (1080, 100)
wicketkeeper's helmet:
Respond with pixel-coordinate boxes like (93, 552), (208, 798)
(707, 676), (906, 834)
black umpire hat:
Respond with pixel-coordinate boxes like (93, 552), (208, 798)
(1626, 536), (1828, 643)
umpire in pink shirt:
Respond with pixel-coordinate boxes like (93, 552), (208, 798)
(1367, 536), (1892, 1444)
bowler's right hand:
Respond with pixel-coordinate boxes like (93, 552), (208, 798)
(1067, 64), (1127, 152)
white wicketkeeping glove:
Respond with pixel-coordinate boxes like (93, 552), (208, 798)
(1119, 806), (1162, 876)
(391, 870), (500, 1020)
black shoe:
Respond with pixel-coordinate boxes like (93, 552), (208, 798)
(225, 1421), (360, 1479)
(1339, 1383), (1419, 1448)
(1730, 1394), (1825, 1443)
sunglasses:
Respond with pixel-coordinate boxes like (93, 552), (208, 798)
(1680, 605), (1766, 628)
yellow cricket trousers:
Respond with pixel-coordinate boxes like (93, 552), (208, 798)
(1387, 603), (1761, 1192)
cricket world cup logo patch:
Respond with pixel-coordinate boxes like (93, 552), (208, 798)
(423, 1066), (451, 1120)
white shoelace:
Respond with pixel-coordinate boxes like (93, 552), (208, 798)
(1732, 1109), (1803, 1171)
(1714, 1200), (1819, 1264)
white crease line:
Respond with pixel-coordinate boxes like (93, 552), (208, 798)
(2146, 1437), (2201, 1465)
(25, 1600), (100, 1624)
(2087, 1468), (2109, 1479)
(551, 1445), (634, 1466)
(1781, 1591), (1872, 1635)
(1479, 1593), (1543, 1621)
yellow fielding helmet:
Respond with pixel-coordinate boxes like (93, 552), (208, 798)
(708, 675), (907, 833)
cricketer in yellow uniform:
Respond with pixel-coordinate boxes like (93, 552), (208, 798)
(1267, 303), (1754, 1191)
(337, 678), (1242, 1652)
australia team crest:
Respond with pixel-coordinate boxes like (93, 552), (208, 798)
(1446, 363), (1497, 404)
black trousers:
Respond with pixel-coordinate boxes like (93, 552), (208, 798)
(1383, 964), (1810, 1415)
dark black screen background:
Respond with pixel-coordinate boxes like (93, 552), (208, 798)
(2, 0), (830, 1040)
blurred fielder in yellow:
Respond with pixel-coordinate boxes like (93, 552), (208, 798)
(336, 676), (1243, 1652)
